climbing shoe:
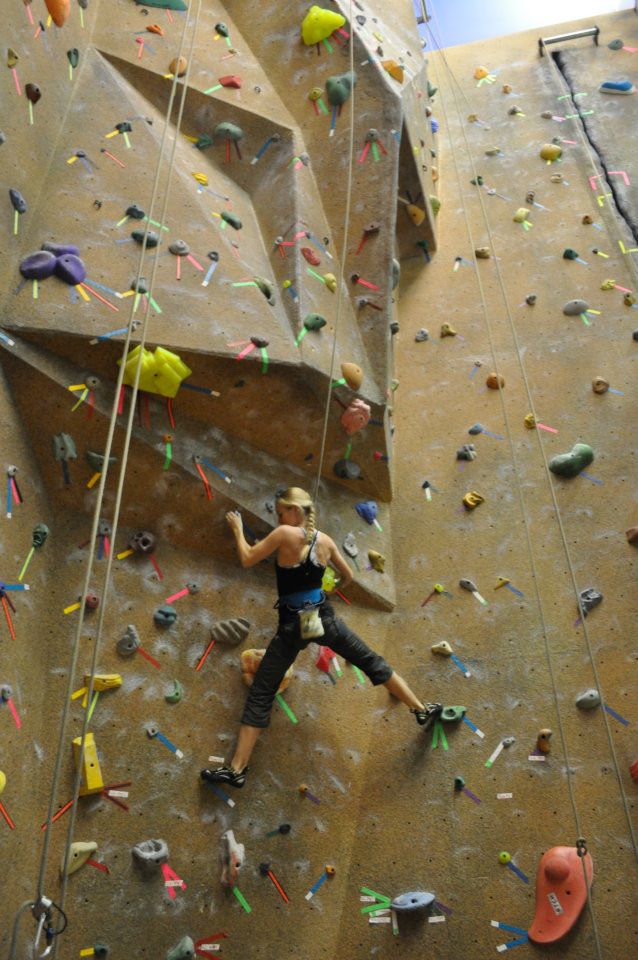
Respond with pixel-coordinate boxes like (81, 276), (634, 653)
(200, 765), (248, 789)
(413, 703), (442, 729)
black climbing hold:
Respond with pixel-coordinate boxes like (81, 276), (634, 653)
(221, 211), (242, 230)
(116, 121), (132, 133)
(131, 229), (159, 247)
(250, 336), (269, 348)
(333, 459), (361, 480)
(215, 22), (229, 37)
(25, 83), (41, 105)
(126, 204), (145, 220)
(9, 188), (27, 214)
(67, 48), (79, 68)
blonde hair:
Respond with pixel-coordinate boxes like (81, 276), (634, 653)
(277, 487), (316, 544)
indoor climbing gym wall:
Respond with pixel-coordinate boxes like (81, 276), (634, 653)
(1, 0), (637, 956)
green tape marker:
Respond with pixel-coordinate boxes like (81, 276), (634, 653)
(275, 693), (297, 724)
(352, 665), (365, 685)
(260, 347), (269, 374)
(86, 691), (99, 723)
(232, 887), (252, 913)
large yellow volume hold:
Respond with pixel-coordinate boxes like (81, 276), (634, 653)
(301, 6), (346, 45)
(118, 345), (192, 398)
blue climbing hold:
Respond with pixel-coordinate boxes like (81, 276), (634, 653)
(355, 500), (377, 525)
(599, 80), (635, 94)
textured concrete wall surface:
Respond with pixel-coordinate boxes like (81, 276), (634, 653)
(2, 2), (638, 959)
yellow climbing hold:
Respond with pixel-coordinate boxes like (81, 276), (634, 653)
(301, 5), (346, 46)
(192, 172), (209, 186)
(382, 60), (404, 84)
(118, 345), (192, 398)
(322, 566), (338, 593)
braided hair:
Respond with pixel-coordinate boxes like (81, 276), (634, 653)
(276, 487), (316, 545)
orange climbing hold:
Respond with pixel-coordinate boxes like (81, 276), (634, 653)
(528, 845), (593, 944)
(44, 0), (71, 27)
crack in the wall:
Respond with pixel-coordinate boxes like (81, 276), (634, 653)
(552, 50), (638, 245)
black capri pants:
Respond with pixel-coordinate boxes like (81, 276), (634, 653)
(241, 599), (393, 728)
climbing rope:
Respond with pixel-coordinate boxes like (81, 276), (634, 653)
(425, 7), (638, 953)
(29, 2), (204, 953)
(313, 0), (356, 505)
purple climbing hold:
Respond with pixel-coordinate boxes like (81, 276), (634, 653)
(55, 254), (87, 285)
(41, 241), (81, 256)
(20, 250), (57, 280)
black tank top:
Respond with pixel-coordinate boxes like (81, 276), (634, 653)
(275, 533), (325, 597)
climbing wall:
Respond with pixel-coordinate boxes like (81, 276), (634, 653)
(2, 1), (638, 959)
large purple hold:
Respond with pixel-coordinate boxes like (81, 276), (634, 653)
(20, 250), (57, 280)
(55, 254), (86, 285)
(42, 241), (81, 257)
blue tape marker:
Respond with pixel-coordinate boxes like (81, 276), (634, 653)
(603, 704), (629, 727)
(507, 862), (529, 884)
(202, 260), (219, 287)
(155, 731), (183, 756)
(6, 477), (12, 517)
(84, 279), (122, 299)
(96, 326), (129, 341)
(607, 388), (624, 396)
(505, 583), (525, 598)
(451, 654), (471, 678)
(0, 583), (28, 591)
(204, 781), (234, 806)
(504, 936), (529, 949)
(492, 921), (528, 935)
(579, 472), (603, 485)
(482, 430), (504, 440)
(306, 872), (328, 899)
(201, 457), (230, 483)
(462, 716), (479, 733)
(181, 383), (216, 395)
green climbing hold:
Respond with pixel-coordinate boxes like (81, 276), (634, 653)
(563, 248), (579, 260)
(195, 135), (214, 151)
(214, 122), (244, 142)
(221, 211), (242, 230)
(304, 314), (327, 331)
(548, 443), (594, 478)
(165, 680), (183, 704)
(440, 705), (466, 723)
(325, 71), (357, 106)
(430, 195), (441, 216)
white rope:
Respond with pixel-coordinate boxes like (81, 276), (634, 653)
(313, 0), (356, 506)
(34, 0), (204, 938)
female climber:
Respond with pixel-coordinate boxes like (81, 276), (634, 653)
(201, 486), (430, 789)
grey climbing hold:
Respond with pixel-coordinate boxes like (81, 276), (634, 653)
(210, 618), (250, 645)
(165, 680), (183, 704)
(166, 937), (195, 960)
(468, 423), (484, 435)
(131, 229), (160, 247)
(502, 736), (516, 748)
(576, 688), (601, 710)
(456, 444), (476, 461)
(250, 335), (269, 348)
(548, 443), (594, 478)
(578, 588), (602, 617)
(391, 258), (401, 290)
(454, 775), (465, 790)
(214, 121), (244, 142)
(132, 838), (170, 867)
(117, 625), (140, 657)
(608, 38), (624, 50)
(333, 459), (361, 480)
(342, 532), (358, 559)
(0, 131), (6, 146)
(459, 578), (477, 592)
(53, 433), (77, 461)
(391, 891), (436, 913)
(154, 605), (177, 626)
(325, 71), (357, 106)
(415, 329), (429, 342)
(563, 299), (589, 316)
(131, 277), (149, 294)
(0, 684), (13, 701)
(169, 239), (189, 256)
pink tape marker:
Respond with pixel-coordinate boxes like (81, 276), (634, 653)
(537, 423), (558, 434)
(165, 587), (190, 604)
(7, 698), (21, 729)
(161, 863), (186, 899)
